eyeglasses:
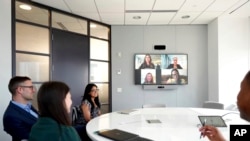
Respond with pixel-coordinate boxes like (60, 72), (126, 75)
(19, 85), (35, 90)
(91, 89), (99, 92)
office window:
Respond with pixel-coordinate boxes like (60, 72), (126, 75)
(90, 22), (110, 113)
(16, 22), (49, 54)
(32, 84), (41, 109)
(90, 38), (109, 61)
(90, 22), (110, 40)
(16, 53), (49, 82)
(52, 11), (88, 35)
(90, 61), (109, 82)
(15, 0), (111, 113)
(96, 83), (109, 114)
(16, 1), (49, 26)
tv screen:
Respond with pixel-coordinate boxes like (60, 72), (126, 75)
(134, 53), (188, 85)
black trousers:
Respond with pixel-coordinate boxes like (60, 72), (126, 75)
(74, 125), (92, 141)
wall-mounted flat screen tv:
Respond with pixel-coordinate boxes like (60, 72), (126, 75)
(134, 53), (188, 85)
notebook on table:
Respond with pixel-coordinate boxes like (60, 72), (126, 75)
(97, 129), (153, 141)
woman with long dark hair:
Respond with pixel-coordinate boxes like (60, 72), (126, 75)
(29, 81), (81, 141)
(167, 69), (182, 84)
(80, 83), (101, 125)
(139, 54), (155, 69)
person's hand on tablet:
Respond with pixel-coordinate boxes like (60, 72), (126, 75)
(199, 125), (226, 141)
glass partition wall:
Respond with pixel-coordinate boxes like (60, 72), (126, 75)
(14, 0), (111, 113)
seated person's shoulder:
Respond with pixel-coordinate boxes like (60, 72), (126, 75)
(81, 100), (91, 109)
(3, 104), (21, 118)
(82, 99), (90, 105)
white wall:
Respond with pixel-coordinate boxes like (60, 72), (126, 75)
(218, 17), (250, 107)
(208, 19), (219, 101)
(207, 3), (250, 108)
(111, 25), (208, 111)
(0, 0), (12, 140)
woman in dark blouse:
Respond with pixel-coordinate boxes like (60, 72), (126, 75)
(139, 54), (155, 69)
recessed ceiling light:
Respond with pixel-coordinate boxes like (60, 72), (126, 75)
(133, 16), (141, 20)
(181, 15), (190, 19)
(90, 24), (96, 28)
(19, 4), (32, 10)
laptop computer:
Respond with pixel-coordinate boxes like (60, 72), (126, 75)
(97, 129), (153, 141)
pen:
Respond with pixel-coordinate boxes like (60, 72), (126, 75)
(200, 118), (206, 139)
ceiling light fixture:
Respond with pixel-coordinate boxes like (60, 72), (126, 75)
(19, 4), (32, 10)
(181, 15), (190, 19)
(90, 24), (97, 28)
(133, 16), (141, 20)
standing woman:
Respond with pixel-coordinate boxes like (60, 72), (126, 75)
(139, 54), (155, 69)
(29, 81), (81, 141)
(80, 83), (101, 125)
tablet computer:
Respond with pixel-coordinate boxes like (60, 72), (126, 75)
(117, 109), (137, 114)
(97, 129), (153, 141)
(198, 115), (227, 127)
(146, 119), (161, 124)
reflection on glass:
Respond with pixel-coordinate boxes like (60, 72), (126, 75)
(31, 84), (41, 110)
(90, 38), (109, 61)
(90, 22), (110, 40)
(52, 11), (87, 35)
(16, 53), (49, 82)
(90, 61), (109, 82)
(95, 83), (109, 114)
(16, 22), (49, 54)
(16, 1), (49, 26)
(96, 83), (109, 104)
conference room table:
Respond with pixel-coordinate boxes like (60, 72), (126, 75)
(86, 107), (249, 141)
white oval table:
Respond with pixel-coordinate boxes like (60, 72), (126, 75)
(86, 108), (248, 141)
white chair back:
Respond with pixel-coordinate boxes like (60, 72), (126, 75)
(225, 104), (238, 111)
(202, 101), (224, 109)
(142, 104), (166, 108)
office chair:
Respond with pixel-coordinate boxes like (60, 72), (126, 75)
(202, 101), (224, 109)
(225, 104), (238, 111)
(142, 104), (166, 108)
(72, 105), (81, 125)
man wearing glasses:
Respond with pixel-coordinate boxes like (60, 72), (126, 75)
(3, 76), (38, 141)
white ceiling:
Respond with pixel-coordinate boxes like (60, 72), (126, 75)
(30, 0), (250, 25)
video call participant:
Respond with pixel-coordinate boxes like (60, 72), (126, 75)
(167, 57), (183, 69)
(139, 54), (155, 69)
(29, 81), (81, 141)
(199, 70), (250, 141)
(143, 72), (155, 84)
(167, 69), (184, 84)
(3, 76), (38, 141)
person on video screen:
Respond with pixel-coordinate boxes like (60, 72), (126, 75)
(139, 54), (155, 69)
(167, 57), (183, 69)
(167, 69), (185, 84)
(143, 72), (155, 84)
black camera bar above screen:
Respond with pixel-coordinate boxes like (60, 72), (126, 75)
(134, 53), (188, 85)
